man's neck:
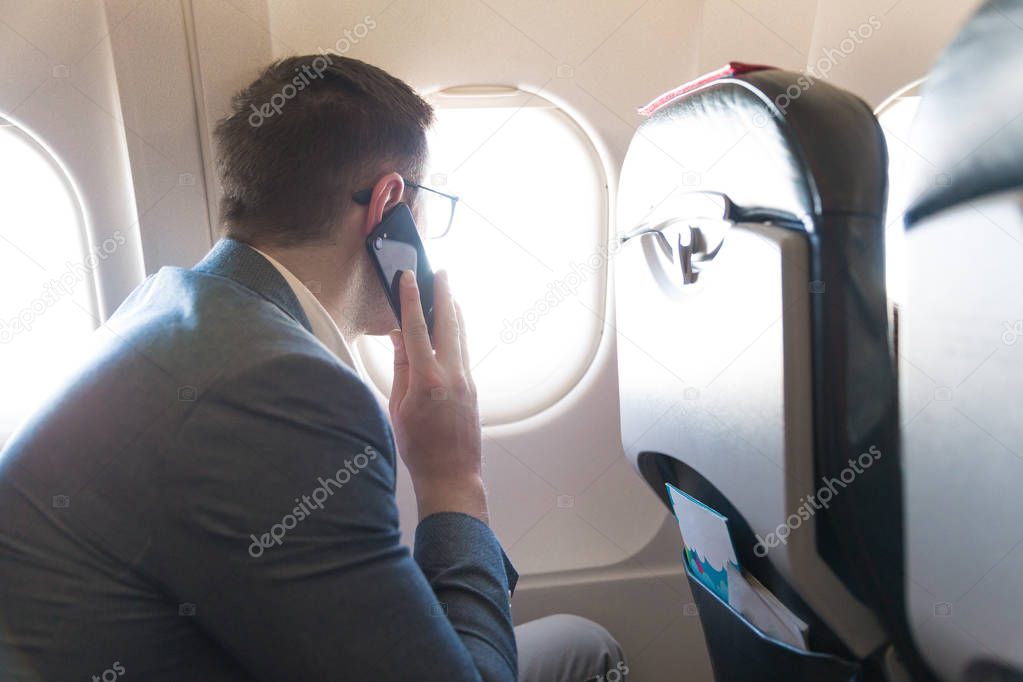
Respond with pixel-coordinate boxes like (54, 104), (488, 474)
(256, 241), (361, 342)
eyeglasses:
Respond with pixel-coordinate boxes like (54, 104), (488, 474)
(352, 178), (459, 239)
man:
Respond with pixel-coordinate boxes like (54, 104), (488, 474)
(0, 56), (626, 681)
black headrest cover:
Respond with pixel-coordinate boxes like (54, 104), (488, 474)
(905, 0), (1023, 225)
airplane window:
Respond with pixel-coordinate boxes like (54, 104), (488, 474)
(875, 79), (924, 305)
(0, 118), (97, 438)
(355, 88), (608, 424)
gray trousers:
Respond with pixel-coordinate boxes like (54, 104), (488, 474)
(516, 614), (628, 682)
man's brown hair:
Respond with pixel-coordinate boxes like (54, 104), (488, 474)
(214, 55), (434, 246)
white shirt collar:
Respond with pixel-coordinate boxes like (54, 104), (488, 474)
(252, 248), (361, 375)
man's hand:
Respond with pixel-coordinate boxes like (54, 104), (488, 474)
(389, 269), (488, 524)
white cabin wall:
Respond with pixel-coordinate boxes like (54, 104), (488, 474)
(104, 0), (213, 272)
(696, 0), (820, 74)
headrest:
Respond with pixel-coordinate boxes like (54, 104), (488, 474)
(637, 62), (777, 116)
(620, 66), (886, 234)
(904, 0), (1023, 226)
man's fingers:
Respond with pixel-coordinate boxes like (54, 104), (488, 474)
(389, 330), (409, 417)
(454, 300), (474, 381)
(432, 270), (462, 372)
(398, 270), (437, 376)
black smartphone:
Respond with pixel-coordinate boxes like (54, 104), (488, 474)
(365, 202), (435, 334)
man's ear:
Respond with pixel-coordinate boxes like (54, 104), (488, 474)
(363, 172), (405, 236)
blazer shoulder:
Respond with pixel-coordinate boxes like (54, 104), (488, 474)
(206, 350), (395, 458)
(102, 265), (392, 449)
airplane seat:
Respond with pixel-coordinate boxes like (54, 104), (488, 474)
(615, 64), (911, 680)
(898, 0), (1023, 680)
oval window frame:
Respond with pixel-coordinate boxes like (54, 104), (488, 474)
(353, 85), (611, 426)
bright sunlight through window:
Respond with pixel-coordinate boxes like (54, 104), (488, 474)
(0, 118), (96, 438)
(356, 88), (607, 424)
(876, 79), (924, 306)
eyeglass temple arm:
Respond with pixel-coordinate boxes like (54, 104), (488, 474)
(351, 181), (458, 206)
(406, 181), (459, 202)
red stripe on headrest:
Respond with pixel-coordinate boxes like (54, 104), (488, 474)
(638, 62), (777, 117)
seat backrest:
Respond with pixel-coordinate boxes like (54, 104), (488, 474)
(615, 64), (910, 677)
(899, 1), (1023, 680)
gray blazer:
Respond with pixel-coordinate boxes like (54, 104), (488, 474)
(0, 238), (518, 681)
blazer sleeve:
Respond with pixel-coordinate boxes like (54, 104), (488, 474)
(145, 352), (517, 682)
